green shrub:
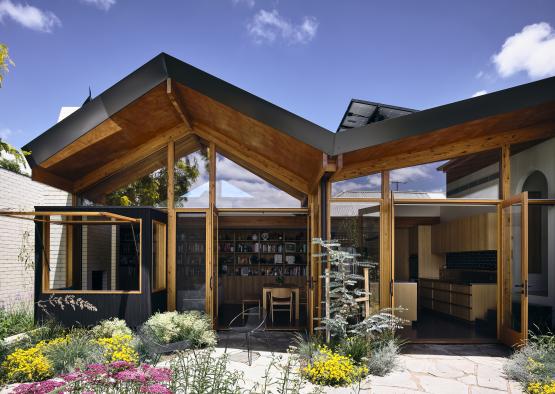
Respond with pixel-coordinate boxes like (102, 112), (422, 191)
(91, 317), (132, 338)
(42, 331), (104, 374)
(504, 331), (555, 389)
(24, 319), (65, 346)
(291, 332), (322, 364)
(366, 338), (402, 376)
(144, 311), (217, 348)
(337, 336), (370, 366)
(0, 304), (34, 340)
(170, 350), (243, 393)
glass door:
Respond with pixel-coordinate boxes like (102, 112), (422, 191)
(175, 212), (207, 312)
(211, 209), (219, 327)
(500, 192), (528, 346)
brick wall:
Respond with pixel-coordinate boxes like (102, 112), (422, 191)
(0, 168), (70, 307)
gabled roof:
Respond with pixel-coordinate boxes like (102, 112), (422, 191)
(24, 53), (335, 167)
(22, 52), (555, 197)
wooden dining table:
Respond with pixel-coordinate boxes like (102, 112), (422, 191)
(262, 283), (300, 321)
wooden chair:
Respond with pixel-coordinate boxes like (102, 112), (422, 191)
(242, 296), (261, 320)
(270, 288), (293, 324)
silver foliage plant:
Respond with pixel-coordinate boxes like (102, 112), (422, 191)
(313, 238), (406, 340)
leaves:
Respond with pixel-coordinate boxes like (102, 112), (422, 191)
(106, 156), (201, 206)
(0, 43), (15, 88)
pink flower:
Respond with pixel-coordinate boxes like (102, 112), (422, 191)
(144, 367), (172, 382)
(12, 380), (65, 394)
(110, 360), (135, 371)
(140, 384), (172, 394)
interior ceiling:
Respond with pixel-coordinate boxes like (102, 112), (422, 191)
(41, 81), (322, 201)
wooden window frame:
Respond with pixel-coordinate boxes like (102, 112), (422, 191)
(40, 213), (143, 295)
(152, 220), (167, 293)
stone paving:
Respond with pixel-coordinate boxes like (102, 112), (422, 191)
(217, 344), (524, 394)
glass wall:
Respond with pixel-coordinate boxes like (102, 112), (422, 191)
(331, 173), (381, 198)
(174, 150), (209, 208)
(176, 213), (206, 311)
(330, 201), (380, 312)
(390, 150), (502, 199)
(215, 153), (301, 208)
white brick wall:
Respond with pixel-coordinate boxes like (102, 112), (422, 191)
(0, 168), (70, 307)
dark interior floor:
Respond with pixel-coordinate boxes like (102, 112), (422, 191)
(400, 309), (497, 341)
(217, 303), (308, 330)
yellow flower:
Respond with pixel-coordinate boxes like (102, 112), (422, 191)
(528, 381), (555, 394)
(96, 334), (138, 364)
(302, 345), (367, 386)
(0, 338), (67, 383)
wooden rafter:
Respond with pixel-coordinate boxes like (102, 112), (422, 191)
(73, 124), (190, 192)
(166, 78), (192, 131)
(333, 120), (555, 181)
(193, 123), (309, 199)
(32, 166), (74, 192)
(40, 118), (124, 169)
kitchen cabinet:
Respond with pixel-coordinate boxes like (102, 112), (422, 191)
(419, 279), (496, 321)
(431, 213), (497, 253)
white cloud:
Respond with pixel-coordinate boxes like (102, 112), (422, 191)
(247, 9), (318, 45)
(390, 164), (435, 183)
(0, 0), (60, 32)
(472, 90), (487, 97)
(492, 22), (555, 79)
(80, 0), (116, 11)
(232, 0), (255, 8)
(0, 127), (13, 140)
(215, 155), (300, 207)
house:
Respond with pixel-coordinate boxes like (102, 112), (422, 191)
(4, 53), (554, 346)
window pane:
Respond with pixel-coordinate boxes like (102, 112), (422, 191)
(393, 150), (501, 199)
(103, 147), (169, 207)
(175, 150), (209, 208)
(330, 201), (380, 312)
(391, 161), (447, 197)
(176, 213), (206, 311)
(45, 218), (141, 292)
(331, 174), (381, 198)
(216, 153), (301, 208)
(152, 221), (167, 291)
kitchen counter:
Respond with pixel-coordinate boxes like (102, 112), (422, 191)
(419, 278), (496, 321)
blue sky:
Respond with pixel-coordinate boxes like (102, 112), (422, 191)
(1, 0), (555, 194)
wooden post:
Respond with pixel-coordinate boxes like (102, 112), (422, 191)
(380, 170), (392, 308)
(364, 267), (370, 317)
(167, 141), (176, 311)
(497, 144), (510, 339)
(325, 268), (330, 343)
(500, 145), (510, 200)
(206, 142), (216, 321)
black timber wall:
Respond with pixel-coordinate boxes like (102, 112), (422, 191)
(34, 206), (167, 329)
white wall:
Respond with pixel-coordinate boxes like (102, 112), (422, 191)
(0, 169), (70, 307)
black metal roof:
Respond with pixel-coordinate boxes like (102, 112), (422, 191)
(23, 52), (555, 167)
(337, 99), (416, 132)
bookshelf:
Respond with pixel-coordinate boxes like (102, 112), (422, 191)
(218, 229), (308, 277)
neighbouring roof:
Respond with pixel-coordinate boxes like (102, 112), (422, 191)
(333, 190), (445, 199)
(337, 99), (416, 132)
